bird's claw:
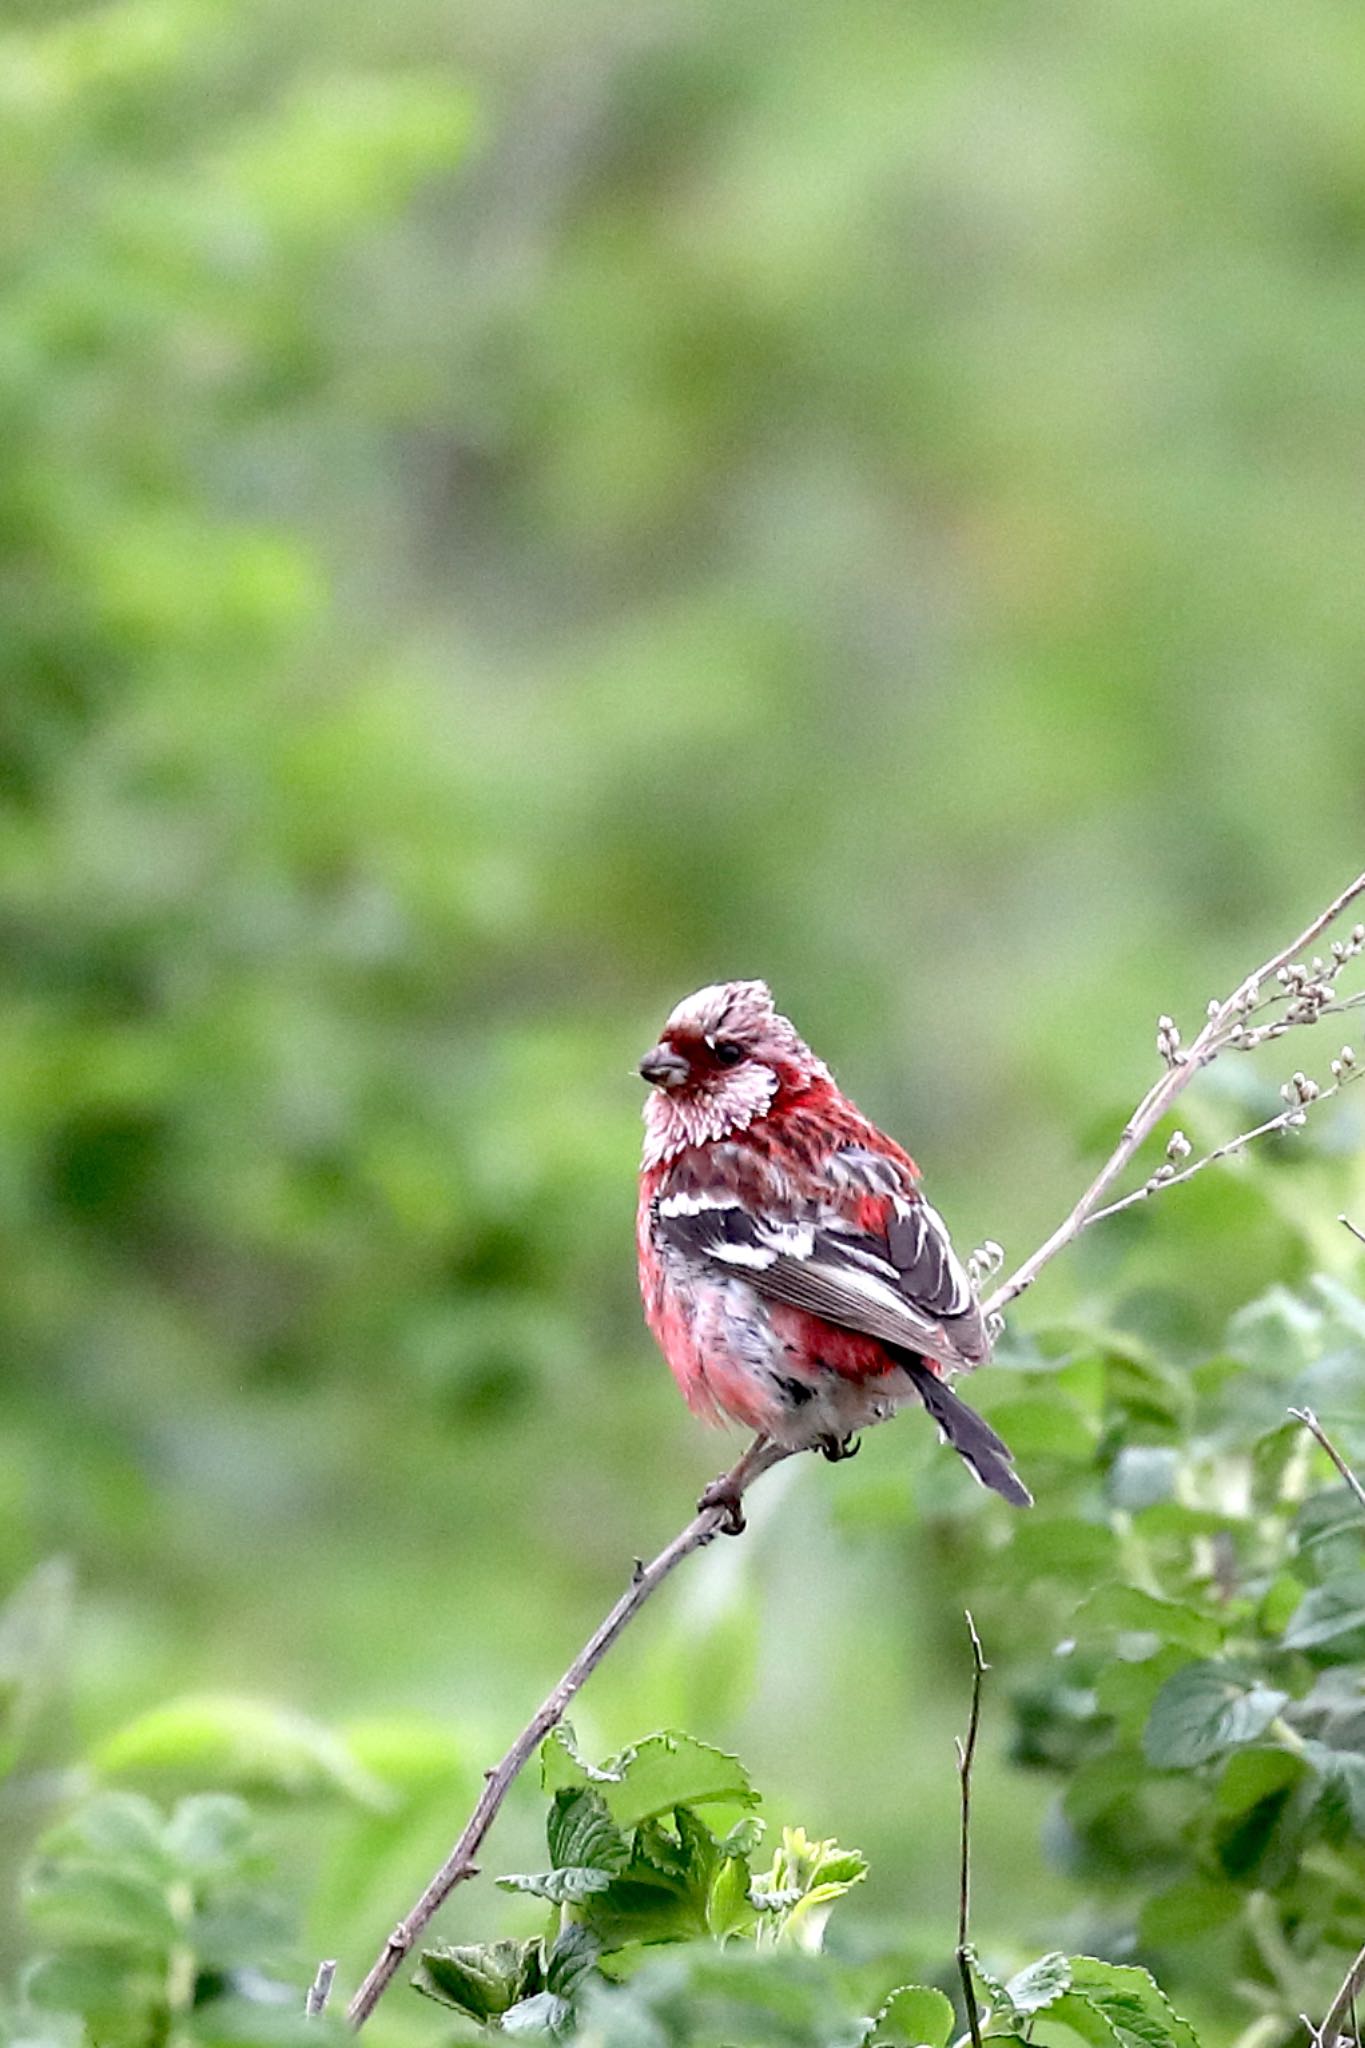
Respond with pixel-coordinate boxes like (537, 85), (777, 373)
(819, 1432), (862, 1464)
(698, 1479), (747, 1535)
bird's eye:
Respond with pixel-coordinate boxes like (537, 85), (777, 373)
(712, 1040), (745, 1067)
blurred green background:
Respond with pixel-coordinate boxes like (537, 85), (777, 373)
(2, 0), (1364, 2028)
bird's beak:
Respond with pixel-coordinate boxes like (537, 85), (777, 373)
(638, 1044), (690, 1088)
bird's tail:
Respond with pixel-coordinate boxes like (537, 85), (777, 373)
(904, 1358), (1033, 1508)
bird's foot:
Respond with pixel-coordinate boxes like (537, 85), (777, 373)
(818, 1432), (862, 1464)
(698, 1477), (747, 1536)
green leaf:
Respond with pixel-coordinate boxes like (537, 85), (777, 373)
(1294, 1488), (1365, 1565)
(36, 1792), (168, 1876)
(94, 1695), (388, 1805)
(706, 1853), (755, 1941)
(547, 1785), (630, 1875)
(503, 1989), (570, 2035)
(1004, 1952), (1072, 2014)
(413, 1939), (539, 2019)
(24, 1863), (179, 1951)
(162, 1793), (254, 1874)
(1281, 1572), (1365, 1651)
(1074, 1586), (1220, 1656)
(542, 1729), (757, 1827)
(870, 1983), (957, 2047)
(1095, 1646), (1192, 1739)
(1052, 1958), (1200, 2048)
(1216, 1747), (1304, 1816)
(1143, 1662), (1289, 1767)
(497, 1866), (617, 1904)
(544, 1924), (601, 2000)
(541, 1724), (625, 1791)
(1228, 1288), (1323, 1374)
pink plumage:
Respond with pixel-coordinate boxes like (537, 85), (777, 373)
(636, 980), (1030, 1507)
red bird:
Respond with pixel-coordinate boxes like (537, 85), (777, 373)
(636, 980), (1030, 1526)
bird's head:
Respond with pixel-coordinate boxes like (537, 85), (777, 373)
(638, 980), (828, 1162)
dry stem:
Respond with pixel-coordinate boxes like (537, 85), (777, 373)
(955, 1612), (988, 2048)
(305, 1960), (336, 2019)
(1288, 1408), (1365, 1523)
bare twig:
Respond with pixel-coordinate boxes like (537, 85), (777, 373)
(1343, 1215), (1365, 1248)
(1288, 1408), (1365, 1520)
(984, 870), (1365, 1320)
(1312, 1939), (1365, 2048)
(954, 1612), (988, 2048)
(1087, 1066), (1365, 1229)
(306, 1960), (337, 2018)
(346, 1433), (794, 2027)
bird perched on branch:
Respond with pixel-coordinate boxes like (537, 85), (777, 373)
(637, 980), (1030, 1526)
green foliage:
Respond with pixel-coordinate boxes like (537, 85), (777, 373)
(418, 1729), (873, 2034)
(12, 1789), (331, 2048)
(415, 1731), (1207, 2048)
(940, 1275), (1365, 2032)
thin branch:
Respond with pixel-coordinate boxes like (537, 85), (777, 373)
(984, 869), (1365, 1319)
(1312, 1939), (1365, 2048)
(306, 1960), (337, 2019)
(1342, 1215), (1365, 1248)
(954, 1612), (988, 2048)
(346, 1433), (795, 2028)
(1087, 1066), (1365, 1229)
(1288, 1408), (1365, 1520)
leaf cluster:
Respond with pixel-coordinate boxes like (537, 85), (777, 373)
(938, 1275), (1365, 2027)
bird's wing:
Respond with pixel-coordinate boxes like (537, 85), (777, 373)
(652, 1143), (990, 1371)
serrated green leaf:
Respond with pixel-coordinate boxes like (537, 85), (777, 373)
(497, 1866), (616, 1904)
(871, 1983), (956, 2047)
(584, 1733), (758, 1828)
(1282, 1572), (1365, 1650)
(718, 1815), (765, 1860)
(1143, 1662), (1288, 1768)
(540, 1724), (627, 1796)
(503, 1989), (570, 2035)
(1004, 1952), (1071, 2014)
(545, 1923), (601, 2000)
(413, 1939), (539, 2019)
(547, 1786), (630, 1875)
(1075, 1587), (1220, 1656)
(94, 1695), (387, 1806)
(1058, 1958), (1200, 2048)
